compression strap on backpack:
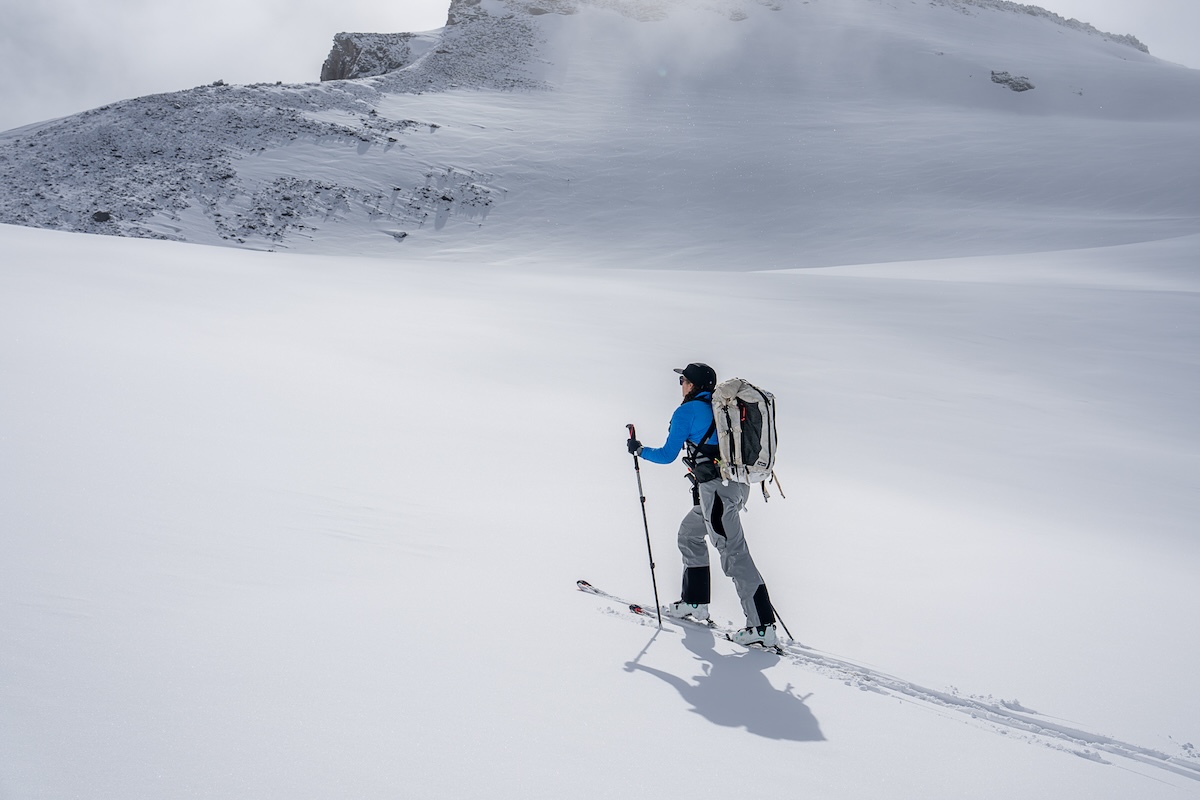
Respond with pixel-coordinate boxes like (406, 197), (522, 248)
(760, 470), (786, 502)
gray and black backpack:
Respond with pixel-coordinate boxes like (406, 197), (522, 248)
(712, 378), (782, 498)
(684, 378), (784, 500)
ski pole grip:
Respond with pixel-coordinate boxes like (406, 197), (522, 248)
(626, 423), (637, 440)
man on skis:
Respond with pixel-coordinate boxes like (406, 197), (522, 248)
(626, 363), (778, 647)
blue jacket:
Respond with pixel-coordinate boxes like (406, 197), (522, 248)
(639, 393), (717, 464)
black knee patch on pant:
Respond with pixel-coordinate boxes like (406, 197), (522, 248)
(682, 566), (711, 604)
(753, 584), (775, 625)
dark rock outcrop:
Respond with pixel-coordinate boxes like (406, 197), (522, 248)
(446, 0), (485, 26)
(321, 33), (427, 82)
(991, 70), (1035, 92)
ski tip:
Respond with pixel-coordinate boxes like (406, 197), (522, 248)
(576, 579), (593, 590)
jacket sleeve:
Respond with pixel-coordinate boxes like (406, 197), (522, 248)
(638, 405), (693, 464)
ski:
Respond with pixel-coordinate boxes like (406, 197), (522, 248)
(579, 579), (788, 654)
(628, 602), (655, 618)
(579, 579), (698, 625)
(577, 579), (723, 634)
(623, 600), (717, 628)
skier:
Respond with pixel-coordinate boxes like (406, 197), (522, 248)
(626, 363), (778, 647)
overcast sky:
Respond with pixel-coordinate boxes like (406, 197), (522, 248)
(1, 0), (1197, 132)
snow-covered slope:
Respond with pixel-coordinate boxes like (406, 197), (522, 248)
(2, 220), (1198, 798)
(2, 0), (1199, 267)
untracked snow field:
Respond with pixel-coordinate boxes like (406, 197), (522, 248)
(2, 222), (1198, 798)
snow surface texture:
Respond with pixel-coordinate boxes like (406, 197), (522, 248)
(581, 582), (1200, 780)
(2, 222), (1198, 799)
(0, 0), (1196, 266)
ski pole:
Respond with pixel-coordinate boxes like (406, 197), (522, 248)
(627, 423), (663, 627)
(772, 604), (795, 642)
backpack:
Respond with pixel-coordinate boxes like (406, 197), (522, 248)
(711, 378), (783, 498)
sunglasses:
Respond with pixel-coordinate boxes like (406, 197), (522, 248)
(679, 375), (689, 385)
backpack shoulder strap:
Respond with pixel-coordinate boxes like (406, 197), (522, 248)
(681, 392), (717, 449)
(687, 419), (717, 455)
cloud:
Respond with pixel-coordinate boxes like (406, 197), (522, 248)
(2, 0), (1197, 133)
(1037, 0), (1200, 67)
(0, 0), (450, 131)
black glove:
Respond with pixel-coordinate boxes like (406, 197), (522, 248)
(627, 438), (642, 455)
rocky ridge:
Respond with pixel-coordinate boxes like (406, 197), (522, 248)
(321, 33), (439, 82)
(0, 2), (544, 247)
(926, 0), (1148, 52)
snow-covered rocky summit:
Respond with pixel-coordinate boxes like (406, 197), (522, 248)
(320, 32), (443, 82)
(319, 0), (513, 81)
(0, 0), (1197, 264)
(928, 0), (1148, 52)
(0, 0), (545, 251)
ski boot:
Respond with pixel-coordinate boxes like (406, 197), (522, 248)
(664, 601), (710, 621)
(731, 623), (778, 648)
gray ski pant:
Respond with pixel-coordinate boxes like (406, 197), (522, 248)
(677, 479), (775, 628)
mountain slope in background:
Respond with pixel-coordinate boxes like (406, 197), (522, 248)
(1, 0), (1198, 267)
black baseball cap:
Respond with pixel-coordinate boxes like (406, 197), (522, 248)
(674, 363), (717, 389)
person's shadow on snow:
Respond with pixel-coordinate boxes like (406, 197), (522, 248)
(625, 624), (825, 742)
